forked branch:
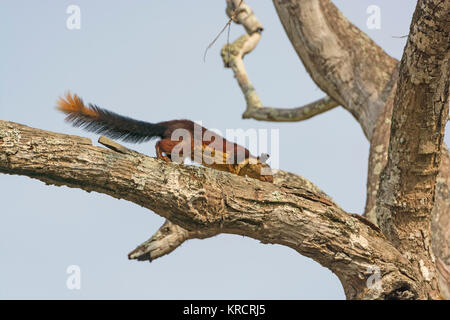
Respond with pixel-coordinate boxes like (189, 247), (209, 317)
(221, 0), (339, 122)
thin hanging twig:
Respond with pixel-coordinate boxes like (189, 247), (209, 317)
(203, 0), (243, 62)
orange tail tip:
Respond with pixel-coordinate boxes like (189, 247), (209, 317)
(56, 92), (98, 118)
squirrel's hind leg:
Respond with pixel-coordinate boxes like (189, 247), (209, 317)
(155, 140), (172, 163)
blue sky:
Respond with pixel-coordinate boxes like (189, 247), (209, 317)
(0, 0), (448, 299)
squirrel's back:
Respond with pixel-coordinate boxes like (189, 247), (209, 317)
(57, 92), (273, 182)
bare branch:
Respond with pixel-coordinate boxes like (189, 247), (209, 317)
(242, 96), (339, 122)
(129, 162), (336, 263)
(272, 0), (398, 139)
(221, 33), (263, 108)
(98, 136), (136, 155)
(128, 220), (190, 261)
(226, 0), (263, 34)
(221, 1), (339, 123)
(128, 219), (218, 262)
(0, 120), (427, 299)
(203, 0), (243, 61)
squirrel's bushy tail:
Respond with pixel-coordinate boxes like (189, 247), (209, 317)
(56, 92), (166, 143)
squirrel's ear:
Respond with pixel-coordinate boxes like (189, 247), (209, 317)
(258, 153), (270, 163)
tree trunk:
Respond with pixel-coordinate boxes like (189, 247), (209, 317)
(270, 0), (449, 298)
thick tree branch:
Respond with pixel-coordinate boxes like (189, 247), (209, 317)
(0, 120), (428, 299)
(128, 163), (336, 263)
(272, 0), (398, 139)
(364, 83), (450, 298)
(375, 0), (449, 299)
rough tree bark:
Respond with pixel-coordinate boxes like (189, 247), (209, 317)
(0, 0), (448, 299)
(270, 0), (449, 299)
(375, 0), (449, 299)
(0, 120), (434, 299)
(221, 0), (449, 298)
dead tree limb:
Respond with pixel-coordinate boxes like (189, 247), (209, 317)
(221, 0), (339, 122)
(0, 119), (431, 299)
(220, 0), (449, 298)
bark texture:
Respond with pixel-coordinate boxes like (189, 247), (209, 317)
(375, 0), (449, 299)
(0, 120), (435, 299)
(264, 0), (449, 298)
(272, 0), (398, 139)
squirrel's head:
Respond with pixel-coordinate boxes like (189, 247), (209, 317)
(239, 153), (274, 183)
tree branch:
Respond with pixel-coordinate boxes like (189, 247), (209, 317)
(267, 0), (450, 298)
(129, 219), (192, 261)
(242, 96), (339, 122)
(375, 0), (449, 299)
(272, 0), (398, 139)
(128, 161), (336, 263)
(364, 79), (450, 299)
(221, 0), (339, 123)
(0, 120), (427, 299)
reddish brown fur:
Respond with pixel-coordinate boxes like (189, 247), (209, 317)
(57, 92), (98, 118)
(57, 92), (273, 183)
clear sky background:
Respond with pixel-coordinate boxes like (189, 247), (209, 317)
(0, 0), (448, 299)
